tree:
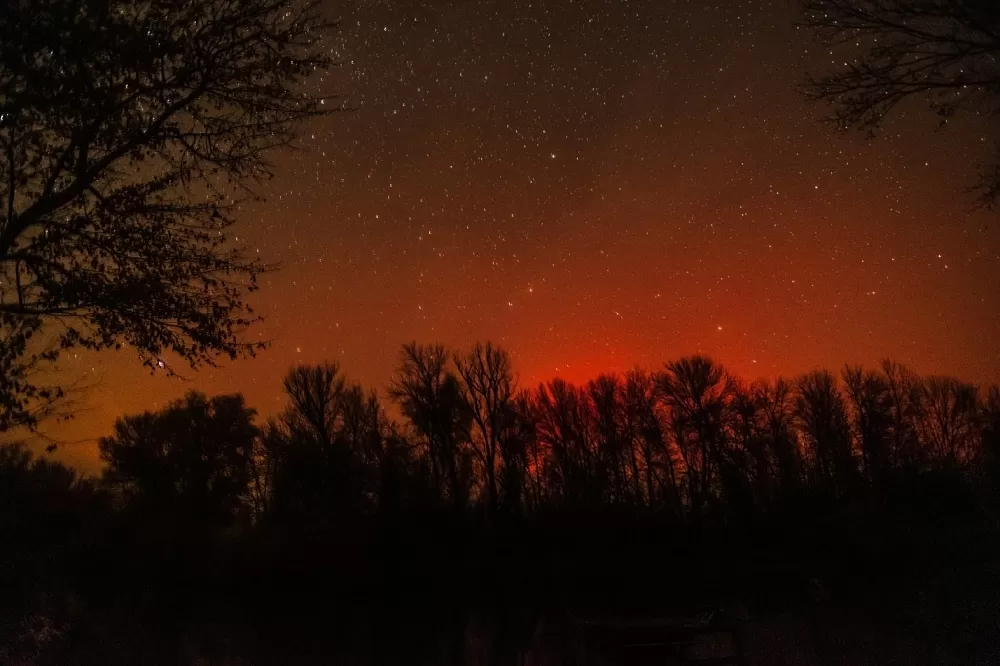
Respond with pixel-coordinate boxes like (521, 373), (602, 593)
(0, 315), (61, 431)
(267, 363), (366, 527)
(795, 371), (856, 496)
(880, 359), (925, 469)
(0, 441), (101, 637)
(1, 441), (94, 542)
(624, 369), (680, 514)
(914, 376), (980, 468)
(843, 365), (892, 486)
(0, 0), (337, 429)
(982, 386), (1000, 508)
(388, 343), (472, 509)
(730, 381), (774, 510)
(280, 363), (347, 448)
(455, 342), (517, 515)
(99, 391), (259, 530)
(268, 363), (424, 528)
(588, 374), (633, 505)
(532, 378), (598, 507)
(755, 378), (802, 497)
(656, 356), (734, 517)
(801, 0), (1000, 203)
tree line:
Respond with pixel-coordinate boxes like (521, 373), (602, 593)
(82, 343), (1000, 532)
(7, 343), (1000, 661)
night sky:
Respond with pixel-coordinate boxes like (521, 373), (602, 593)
(51, 0), (1000, 471)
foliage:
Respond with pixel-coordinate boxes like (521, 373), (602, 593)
(0, 0), (337, 429)
(98, 391), (259, 529)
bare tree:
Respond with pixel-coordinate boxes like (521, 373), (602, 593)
(533, 378), (598, 506)
(624, 368), (680, 514)
(881, 359), (927, 469)
(756, 378), (802, 498)
(247, 427), (275, 522)
(730, 380), (773, 509)
(454, 342), (516, 514)
(843, 365), (892, 485)
(801, 0), (1000, 203)
(983, 386), (1000, 504)
(268, 364), (385, 527)
(796, 371), (857, 495)
(915, 376), (981, 468)
(512, 389), (543, 511)
(281, 363), (346, 448)
(388, 343), (471, 508)
(0, 0), (338, 428)
(588, 374), (636, 505)
(656, 356), (734, 517)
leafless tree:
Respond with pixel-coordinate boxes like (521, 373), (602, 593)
(843, 365), (892, 484)
(533, 378), (598, 505)
(588, 374), (632, 504)
(881, 359), (926, 468)
(454, 342), (517, 514)
(755, 378), (803, 497)
(388, 343), (471, 507)
(281, 363), (346, 448)
(801, 0), (1000, 203)
(624, 368), (681, 514)
(915, 376), (981, 467)
(656, 356), (735, 517)
(796, 371), (857, 495)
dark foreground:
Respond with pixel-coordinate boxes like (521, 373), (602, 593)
(5, 357), (1000, 663)
(4, 501), (1000, 665)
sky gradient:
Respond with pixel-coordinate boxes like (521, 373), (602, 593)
(44, 0), (1000, 472)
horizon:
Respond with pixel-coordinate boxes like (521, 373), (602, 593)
(14, 0), (1000, 473)
(40, 345), (1000, 476)
(5, 2), (1000, 663)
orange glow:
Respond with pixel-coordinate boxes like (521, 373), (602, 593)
(35, 1), (1000, 474)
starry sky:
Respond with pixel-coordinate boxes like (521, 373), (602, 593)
(48, 0), (1000, 472)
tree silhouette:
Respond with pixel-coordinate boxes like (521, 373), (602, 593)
(1, 441), (93, 542)
(280, 363), (347, 448)
(266, 363), (428, 530)
(983, 387), (1000, 509)
(589, 374), (633, 505)
(880, 359), (926, 470)
(532, 378), (598, 507)
(388, 343), (473, 509)
(656, 356), (734, 518)
(754, 378), (803, 500)
(625, 369), (682, 515)
(795, 371), (857, 497)
(455, 342), (517, 516)
(7, 348), (1000, 663)
(730, 381), (774, 511)
(0, 0), (337, 429)
(916, 376), (980, 468)
(801, 0), (1000, 203)
(0, 441), (99, 651)
(98, 391), (258, 530)
(843, 365), (893, 487)
(0, 315), (61, 431)
(506, 390), (538, 514)
(267, 363), (366, 528)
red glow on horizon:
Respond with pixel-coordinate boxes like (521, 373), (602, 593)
(32, 1), (1000, 474)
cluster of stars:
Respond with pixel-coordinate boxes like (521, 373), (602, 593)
(55, 0), (1000, 472)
